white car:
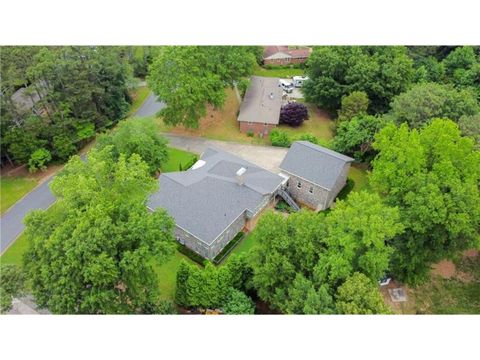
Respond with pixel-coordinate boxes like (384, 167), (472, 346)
(279, 79), (294, 93)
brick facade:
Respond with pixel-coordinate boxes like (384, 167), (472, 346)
(264, 56), (308, 66)
(239, 121), (277, 136)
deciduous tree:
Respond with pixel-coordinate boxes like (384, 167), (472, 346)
(370, 119), (480, 283)
(23, 147), (176, 314)
(336, 272), (391, 314)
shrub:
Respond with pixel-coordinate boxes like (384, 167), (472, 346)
(337, 91), (369, 122)
(246, 130), (254, 137)
(275, 200), (294, 213)
(269, 129), (291, 147)
(177, 243), (207, 266)
(0, 264), (25, 313)
(223, 288), (255, 314)
(296, 133), (318, 144)
(279, 102), (309, 127)
(28, 148), (52, 172)
(53, 134), (77, 161)
(156, 299), (178, 314)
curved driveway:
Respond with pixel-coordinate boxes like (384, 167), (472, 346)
(0, 93), (286, 254)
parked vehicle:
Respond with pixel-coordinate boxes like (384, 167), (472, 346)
(279, 79), (294, 93)
(293, 76), (309, 87)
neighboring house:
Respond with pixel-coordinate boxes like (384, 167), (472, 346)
(10, 81), (48, 116)
(263, 46), (312, 66)
(280, 141), (354, 211)
(148, 147), (285, 260)
(237, 76), (282, 136)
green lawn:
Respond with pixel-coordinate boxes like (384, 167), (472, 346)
(1, 176), (38, 215)
(349, 164), (370, 192)
(127, 86), (150, 117)
(162, 147), (198, 173)
(0, 232), (29, 267)
(153, 251), (198, 301)
(253, 65), (305, 78)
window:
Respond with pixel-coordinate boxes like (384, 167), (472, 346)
(297, 181), (302, 189)
(286, 181), (290, 188)
(309, 186), (314, 194)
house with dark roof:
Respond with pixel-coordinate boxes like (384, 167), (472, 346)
(148, 142), (353, 259)
(280, 141), (354, 211)
(263, 46), (312, 66)
(237, 76), (282, 136)
(148, 147), (285, 260)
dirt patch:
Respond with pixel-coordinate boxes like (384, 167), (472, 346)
(456, 271), (474, 283)
(463, 249), (479, 259)
(431, 260), (456, 279)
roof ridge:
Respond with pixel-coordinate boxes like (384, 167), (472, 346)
(294, 141), (354, 162)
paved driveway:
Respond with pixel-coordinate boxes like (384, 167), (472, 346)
(134, 92), (165, 117)
(164, 134), (288, 173)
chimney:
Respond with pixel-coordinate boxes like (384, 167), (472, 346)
(236, 167), (246, 185)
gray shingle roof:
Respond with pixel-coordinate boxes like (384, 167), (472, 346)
(237, 76), (282, 125)
(148, 147), (283, 244)
(279, 141), (354, 190)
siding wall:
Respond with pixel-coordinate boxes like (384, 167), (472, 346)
(174, 226), (210, 259)
(208, 212), (246, 259)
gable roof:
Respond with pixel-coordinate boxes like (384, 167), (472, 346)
(264, 51), (292, 60)
(263, 46), (312, 60)
(280, 141), (354, 190)
(263, 45), (289, 58)
(237, 76), (282, 125)
(148, 147), (283, 244)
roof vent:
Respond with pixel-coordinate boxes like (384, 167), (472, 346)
(269, 92), (274, 100)
(236, 167), (246, 185)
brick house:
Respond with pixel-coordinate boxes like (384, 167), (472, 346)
(237, 76), (282, 136)
(263, 46), (312, 66)
(279, 141), (354, 211)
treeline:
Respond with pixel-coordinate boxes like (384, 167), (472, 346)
(301, 46), (480, 161)
(0, 46), (137, 170)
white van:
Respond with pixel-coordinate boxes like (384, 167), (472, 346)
(279, 79), (294, 93)
(293, 76), (309, 88)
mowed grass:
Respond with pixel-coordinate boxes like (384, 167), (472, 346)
(155, 88), (335, 146)
(253, 65), (305, 78)
(1, 176), (38, 214)
(349, 164), (370, 192)
(127, 86), (150, 117)
(0, 232), (29, 267)
(162, 147), (198, 173)
(278, 104), (334, 145)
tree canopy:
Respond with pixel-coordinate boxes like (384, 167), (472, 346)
(389, 82), (479, 129)
(337, 91), (370, 122)
(96, 118), (169, 174)
(1, 46), (133, 168)
(23, 147), (176, 314)
(333, 114), (389, 162)
(147, 46), (257, 128)
(303, 46), (414, 114)
(370, 119), (480, 283)
(279, 102), (309, 127)
(336, 272), (392, 314)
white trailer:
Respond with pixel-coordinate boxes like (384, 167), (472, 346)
(292, 76), (309, 88)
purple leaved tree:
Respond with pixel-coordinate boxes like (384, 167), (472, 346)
(279, 102), (309, 127)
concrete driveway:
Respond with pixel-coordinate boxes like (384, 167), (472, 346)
(164, 134), (288, 173)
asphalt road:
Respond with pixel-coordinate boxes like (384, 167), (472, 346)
(134, 92), (165, 117)
(1, 178), (55, 253)
(0, 92), (165, 254)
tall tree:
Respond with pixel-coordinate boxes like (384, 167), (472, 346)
(389, 82), (479, 129)
(336, 272), (391, 314)
(97, 118), (169, 174)
(314, 191), (403, 288)
(303, 46), (414, 113)
(23, 147), (176, 314)
(147, 46), (257, 128)
(370, 119), (480, 283)
(333, 114), (389, 162)
(337, 91), (370, 122)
